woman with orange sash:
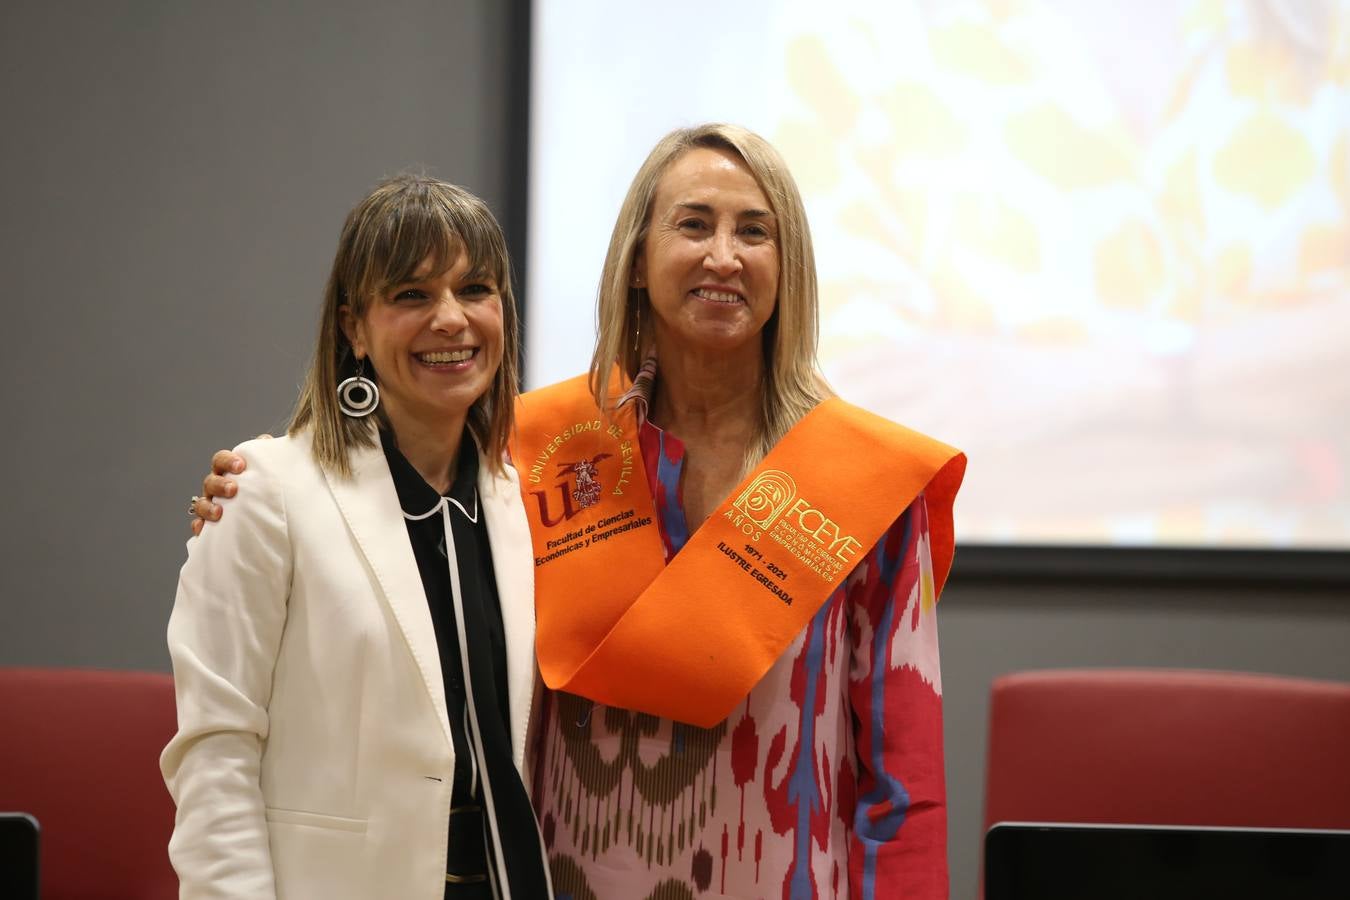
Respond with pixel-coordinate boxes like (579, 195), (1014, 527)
(194, 124), (964, 898)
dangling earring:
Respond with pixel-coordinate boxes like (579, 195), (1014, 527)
(338, 357), (380, 417)
(630, 271), (647, 357)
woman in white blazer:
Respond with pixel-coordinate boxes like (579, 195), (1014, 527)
(161, 176), (553, 900)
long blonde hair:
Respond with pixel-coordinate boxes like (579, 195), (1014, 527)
(590, 123), (828, 467)
(290, 175), (519, 476)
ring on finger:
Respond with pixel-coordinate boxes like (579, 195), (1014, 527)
(189, 495), (206, 516)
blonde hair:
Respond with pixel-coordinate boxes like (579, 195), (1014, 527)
(289, 175), (519, 476)
(590, 123), (829, 468)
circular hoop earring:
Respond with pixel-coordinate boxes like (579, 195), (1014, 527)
(338, 360), (380, 418)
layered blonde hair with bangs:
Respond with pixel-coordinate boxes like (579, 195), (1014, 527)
(290, 174), (519, 476)
(590, 123), (829, 469)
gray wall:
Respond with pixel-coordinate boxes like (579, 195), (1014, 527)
(2, 4), (1346, 900)
(1, 0), (516, 667)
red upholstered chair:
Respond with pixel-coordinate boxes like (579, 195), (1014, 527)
(0, 667), (178, 900)
(982, 668), (1350, 834)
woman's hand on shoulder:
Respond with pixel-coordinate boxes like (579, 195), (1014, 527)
(189, 436), (273, 535)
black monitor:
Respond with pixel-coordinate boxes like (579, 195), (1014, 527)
(985, 822), (1350, 900)
(0, 813), (39, 900)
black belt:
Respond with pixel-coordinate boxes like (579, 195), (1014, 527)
(446, 803), (488, 885)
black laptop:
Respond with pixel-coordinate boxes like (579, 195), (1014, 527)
(0, 813), (39, 900)
(985, 822), (1350, 900)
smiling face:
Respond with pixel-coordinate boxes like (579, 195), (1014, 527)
(635, 147), (781, 357)
(341, 250), (503, 438)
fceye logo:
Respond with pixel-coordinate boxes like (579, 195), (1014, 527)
(725, 468), (863, 570)
(732, 470), (797, 531)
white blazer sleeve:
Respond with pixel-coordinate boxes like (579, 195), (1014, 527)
(160, 441), (291, 899)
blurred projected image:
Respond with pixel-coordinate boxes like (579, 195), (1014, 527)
(528, 0), (1350, 549)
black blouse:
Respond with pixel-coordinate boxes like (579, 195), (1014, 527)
(380, 431), (508, 893)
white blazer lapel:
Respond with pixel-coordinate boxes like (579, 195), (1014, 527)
(478, 455), (536, 769)
(324, 440), (452, 749)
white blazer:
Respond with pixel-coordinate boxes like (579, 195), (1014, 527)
(160, 430), (538, 900)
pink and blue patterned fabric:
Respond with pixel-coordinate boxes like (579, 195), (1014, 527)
(531, 418), (949, 900)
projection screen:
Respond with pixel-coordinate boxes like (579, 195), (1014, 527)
(527, 0), (1350, 552)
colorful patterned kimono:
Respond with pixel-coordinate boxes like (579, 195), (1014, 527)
(531, 418), (948, 900)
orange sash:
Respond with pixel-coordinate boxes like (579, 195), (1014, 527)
(511, 372), (965, 727)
